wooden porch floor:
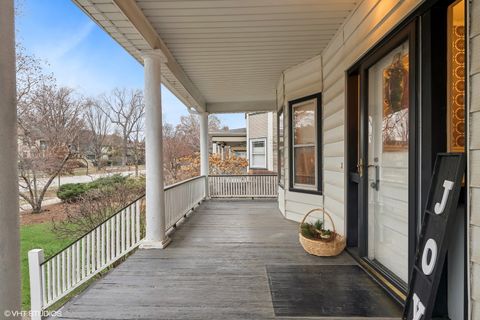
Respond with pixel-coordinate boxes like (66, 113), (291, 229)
(54, 200), (394, 320)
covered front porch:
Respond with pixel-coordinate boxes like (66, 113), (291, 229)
(53, 200), (400, 319)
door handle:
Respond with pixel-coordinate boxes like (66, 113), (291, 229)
(357, 158), (364, 177)
(368, 164), (380, 191)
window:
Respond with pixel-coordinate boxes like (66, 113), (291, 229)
(289, 93), (321, 193)
(249, 138), (267, 169)
(447, 0), (465, 152)
(234, 151), (246, 158)
(278, 109), (285, 186)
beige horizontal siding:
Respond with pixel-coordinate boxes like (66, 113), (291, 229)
(248, 113), (268, 139)
(277, 55), (324, 222)
(276, 76), (284, 111)
(320, 0), (423, 236)
(471, 73), (480, 113)
(283, 55), (322, 101)
(278, 185), (285, 214)
(278, 0), (431, 239)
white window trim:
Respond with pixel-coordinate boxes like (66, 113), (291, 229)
(249, 137), (267, 169)
(292, 99), (317, 191)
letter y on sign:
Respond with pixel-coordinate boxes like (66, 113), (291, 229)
(434, 180), (454, 214)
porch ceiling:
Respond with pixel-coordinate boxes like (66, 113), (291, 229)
(73, 0), (358, 112)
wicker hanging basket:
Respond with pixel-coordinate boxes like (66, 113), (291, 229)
(299, 208), (346, 256)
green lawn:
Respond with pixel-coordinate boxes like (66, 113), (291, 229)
(21, 223), (73, 310)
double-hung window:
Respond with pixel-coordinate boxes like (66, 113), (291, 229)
(249, 138), (267, 169)
(289, 93), (322, 193)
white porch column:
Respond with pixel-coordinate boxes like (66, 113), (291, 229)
(140, 50), (171, 249)
(0, 0), (21, 317)
(200, 112), (209, 198)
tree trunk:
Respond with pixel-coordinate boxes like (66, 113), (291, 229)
(135, 159), (139, 177)
(122, 137), (128, 167)
(31, 202), (42, 214)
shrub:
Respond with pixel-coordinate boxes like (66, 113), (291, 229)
(57, 174), (129, 202)
(57, 183), (89, 202)
(53, 176), (146, 239)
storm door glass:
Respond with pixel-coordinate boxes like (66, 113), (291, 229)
(367, 41), (409, 283)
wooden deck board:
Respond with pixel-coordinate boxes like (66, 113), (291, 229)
(54, 200), (363, 320)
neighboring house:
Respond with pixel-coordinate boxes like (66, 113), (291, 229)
(246, 112), (277, 173)
(17, 127), (47, 159)
(210, 128), (247, 160)
(209, 113), (278, 175)
(79, 132), (145, 166)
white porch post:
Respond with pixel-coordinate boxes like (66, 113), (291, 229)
(200, 112), (209, 198)
(140, 50), (171, 249)
(0, 0), (21, 317)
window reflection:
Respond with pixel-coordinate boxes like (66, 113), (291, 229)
(292, 99), (316, 187)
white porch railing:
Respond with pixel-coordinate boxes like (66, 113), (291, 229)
(28, 176), (206, 318)
(209, 174), (278, 198)
(165, 175), (206, 229)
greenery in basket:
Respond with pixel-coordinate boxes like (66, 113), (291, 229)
(320, 229), (332, 239)
(300, 219), (332, 240)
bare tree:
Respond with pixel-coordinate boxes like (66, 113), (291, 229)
(16, 44), (53, 120)
(18, 84), (86, 213)
(162, 115), (227, 184)
(175, 114), (223, 151)
(130, 116), (145, 177)
(84, 99), (111, 169)
(163, 123), (191, 184)
(100, 88), (145, 167)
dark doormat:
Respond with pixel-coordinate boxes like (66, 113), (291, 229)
(266, 264), (402, 318)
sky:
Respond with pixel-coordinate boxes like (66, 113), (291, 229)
(14, 0), (245, 129)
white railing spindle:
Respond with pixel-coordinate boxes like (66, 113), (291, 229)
(208, 174), (277, 198)
(29, 176), (208, 313)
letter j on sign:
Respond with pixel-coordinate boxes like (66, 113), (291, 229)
(403, 153), (465, 320)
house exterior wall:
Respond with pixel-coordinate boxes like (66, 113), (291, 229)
(277, 0), (479, 317)
(248, 112), (268, 139)
(277, 0), (425, 236)
(247, 112), (277, 172)
(323, 0), (426, 236)
(276, 55), (326, 224)
(469, 0), (480, 317)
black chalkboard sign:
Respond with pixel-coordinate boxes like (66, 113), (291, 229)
(403, 153), (465, 320)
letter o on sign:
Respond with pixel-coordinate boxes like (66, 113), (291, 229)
(421, 239), (438, 276)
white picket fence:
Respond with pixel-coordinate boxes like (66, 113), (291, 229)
(209, 174), (278, 198)
(28, 176), (206, 318)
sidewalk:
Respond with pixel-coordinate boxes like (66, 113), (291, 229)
(19, 170), (145, 212)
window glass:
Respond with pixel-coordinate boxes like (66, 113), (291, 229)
(294, 146), (315, 186)
(252, 154), (266, 168)
(252, 141), (265, 153)
(291, 97), (317, 189)
(250, 138), (266, 168)
(294, 101), (315, 145)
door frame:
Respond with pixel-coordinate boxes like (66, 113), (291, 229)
(358, 19), (418, 295)
(345, 0), (467, 314)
